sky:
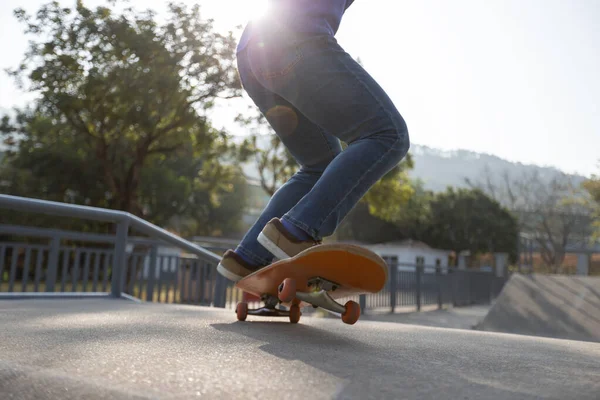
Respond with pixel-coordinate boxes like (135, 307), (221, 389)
(1, 0), (599, 177)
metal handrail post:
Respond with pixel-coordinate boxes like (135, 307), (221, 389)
(389, 263), (397, 313)
(111, 220), (130, 298)
(213, 274), (227, 308)
(146, 245), (158, 301)
(359, 294), (366, 314)
(46, 236), (61, 292)
(436, 265), (443, 310)
(416, 265), (422, 312)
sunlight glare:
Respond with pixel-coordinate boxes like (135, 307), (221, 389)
(232, 0), (271, 22)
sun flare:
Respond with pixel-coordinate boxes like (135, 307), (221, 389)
(246, 0), (271, 20)
(222, 0), (271, 23)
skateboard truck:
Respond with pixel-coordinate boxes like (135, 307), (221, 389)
(296, 277), (345, 314)
(236, 276), (360, 325)
(236, 277), (360, 325)
(236, 294), (301, 323)
(307, 277), (339, 292)
(278, 276), (360, 324)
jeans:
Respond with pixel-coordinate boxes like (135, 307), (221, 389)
(235, 24), (410, 266)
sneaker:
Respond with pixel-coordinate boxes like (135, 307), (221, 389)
(257, 218), (321, 260)
(217, 250), (261, 282)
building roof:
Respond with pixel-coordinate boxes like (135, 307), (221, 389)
(338, 239), (450, 252)
(372, 239), (433, 249)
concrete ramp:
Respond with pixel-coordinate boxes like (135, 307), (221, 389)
(477, 274), (600, 342)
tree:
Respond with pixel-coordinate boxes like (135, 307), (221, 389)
(361, 154), (415, 222)
(137, 145), (247, 237)
(425, 188), (519, 260)
(334, 202), (404, 243)
(467, 169), (594, 269)
(1, 1), (246, 235)
(583, 165), (600, 240)
(378, 178), (434, 240)
(235, 111), (297, 196)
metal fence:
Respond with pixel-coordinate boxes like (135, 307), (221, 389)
(0, 223), (225, 305)
(0, 195), (227, 304)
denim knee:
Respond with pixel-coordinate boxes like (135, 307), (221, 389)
(380, 113), (410, 164)
(394, 120), (410, 161)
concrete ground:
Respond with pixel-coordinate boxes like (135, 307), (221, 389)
(1, 298), (599, 399)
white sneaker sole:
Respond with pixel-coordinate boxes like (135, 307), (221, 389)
(217, 262), (244, 282)
(258, 232), (291, 260)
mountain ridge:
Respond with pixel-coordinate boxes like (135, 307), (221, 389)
(408, 144), (588, 192)
(239, 140), (589, 192)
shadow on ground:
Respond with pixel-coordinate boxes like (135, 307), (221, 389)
(359, 305), (490, 330)
(211, 315), (599, 399)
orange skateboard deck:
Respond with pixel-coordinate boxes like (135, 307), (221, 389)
(234, 243), (388, 325)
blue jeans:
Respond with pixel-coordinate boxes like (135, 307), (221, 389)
(235, 25), (410, 266)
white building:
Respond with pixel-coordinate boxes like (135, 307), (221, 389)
(341, 239), (453, 274)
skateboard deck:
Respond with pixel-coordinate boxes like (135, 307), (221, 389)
(234, 243), (388, 325)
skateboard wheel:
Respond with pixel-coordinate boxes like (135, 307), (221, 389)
(341, 301), (361, 325)
(278, 278), (296, 303)
(289, 304), (301, 324)
(236, 302), (248, 321)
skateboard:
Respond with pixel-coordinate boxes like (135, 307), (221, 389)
(234, 243), (388, 325)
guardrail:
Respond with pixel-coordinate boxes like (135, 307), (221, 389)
(0, 194), (227, 304)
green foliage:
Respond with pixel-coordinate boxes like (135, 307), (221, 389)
(425, 188), (519, 258)
(235, 111), (298, 196)
(386, 179), (434, 240)
(0, 1), (245, 236)
(362, 153), (415, 222)
(334, 202), (404, 243)
(253, 135), (297, 197)
(336, 184), (519, 261)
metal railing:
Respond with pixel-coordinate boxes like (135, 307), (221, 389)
(0, 194), (226, 304)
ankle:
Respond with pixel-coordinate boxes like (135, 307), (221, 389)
(281, 219), (313, 241)
(234, 249), (260, 267)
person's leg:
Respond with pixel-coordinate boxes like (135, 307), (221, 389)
(217, 47), (342, 281)
(247, 32), (410, 255)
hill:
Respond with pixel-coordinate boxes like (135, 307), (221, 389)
(409, 145), (588, 192)
(240, 140), (588, 194)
